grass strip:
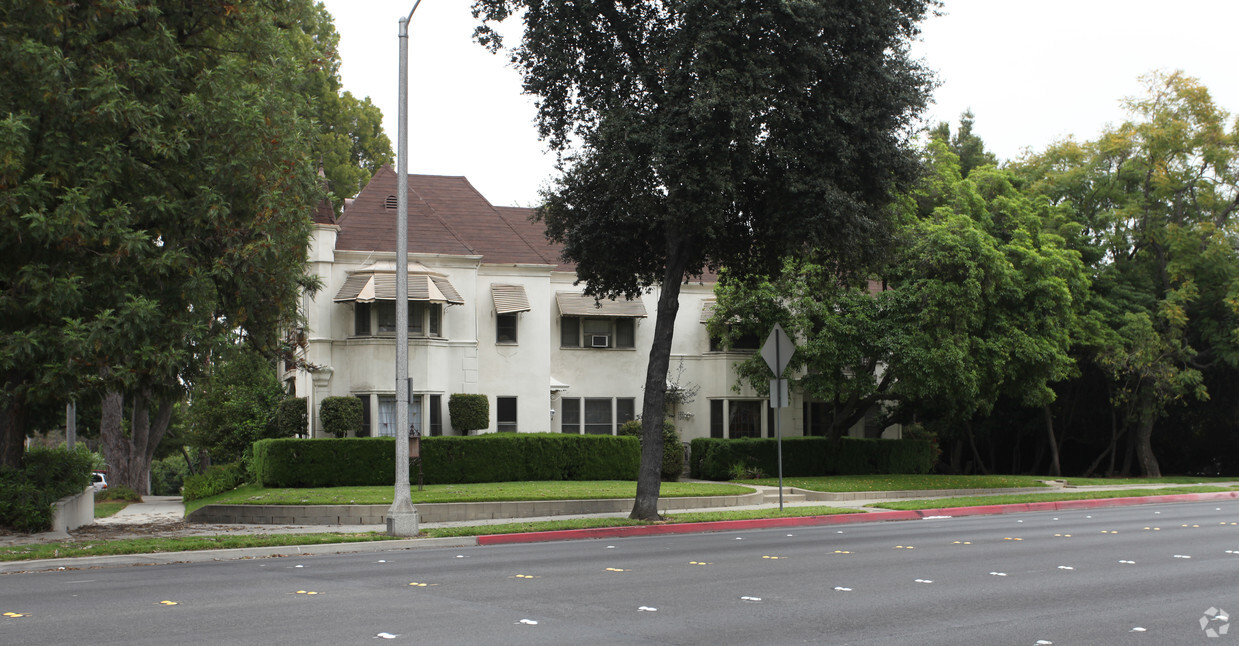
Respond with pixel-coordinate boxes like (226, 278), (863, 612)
(738, 474), (1052, 492)
(868, 486), (1233, 511)
(186, 481), (755, 515)
(93, 502), (129, 519)
(0, 533), (401, 562)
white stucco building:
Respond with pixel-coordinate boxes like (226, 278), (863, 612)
(289, 167), (897, 442)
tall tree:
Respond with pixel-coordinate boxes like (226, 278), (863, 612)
(473, 0), (936, 518)
(712, 139), (1089, 474)
(1017, 71), (1239, 477)
(298, 5), (393, 211)
(0, 1), (345, 488)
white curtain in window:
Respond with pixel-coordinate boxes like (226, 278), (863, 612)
(377, 397), (396, 437)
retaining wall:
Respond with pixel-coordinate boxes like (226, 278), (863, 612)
(187, 490), (765, 525)
(51, 486), (95, 533)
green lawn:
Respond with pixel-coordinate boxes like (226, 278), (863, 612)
(739, 474), (1053, 492)
(0, 532), (401, 562)
(186, 481), (755, 515)
(869, 486), (1235, 510)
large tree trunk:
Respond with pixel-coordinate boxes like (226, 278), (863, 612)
(1133, 395), (1162, 478)
(965, 421), (990, 475)
(630, 248), (690, 520)
(1043, 405), (1062, 477)
(101, 389), (175, 495)
(0, 394), (26, 470)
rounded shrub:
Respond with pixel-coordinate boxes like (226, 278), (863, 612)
(448, 394), (489, 434)
(319, 396), (363, 437)
(275, 397), (309, 437)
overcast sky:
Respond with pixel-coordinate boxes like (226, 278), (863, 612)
(319, 0), (1239, 207)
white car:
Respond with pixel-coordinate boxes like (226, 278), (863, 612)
(91, 471), (108, 492)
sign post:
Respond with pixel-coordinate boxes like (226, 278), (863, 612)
(760, 324), (795, 510)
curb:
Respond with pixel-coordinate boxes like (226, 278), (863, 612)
(475, 490), (1239, 545)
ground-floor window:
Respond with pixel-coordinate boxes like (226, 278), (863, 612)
(803, 401), (829, 437)
(497, 396), (517, 433)
(361, 394), (437, 437)
(710, 399), (765, 439)
(559, 397), (636, 435)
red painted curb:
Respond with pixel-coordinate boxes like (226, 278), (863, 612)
(474, 490), (1239, 546)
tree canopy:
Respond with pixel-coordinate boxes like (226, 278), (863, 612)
(713, 133), (1090, 473)
(1015, 71), (1239, 476)
(474, 0), (937, 517)
(0, 1), (387, 487)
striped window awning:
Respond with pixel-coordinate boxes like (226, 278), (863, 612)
(333, 272), (464, 305)
(492, 284), (531, 314)
(555, 291), (647, 318)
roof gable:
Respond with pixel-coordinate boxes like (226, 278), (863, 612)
(335, 166), (560, 266)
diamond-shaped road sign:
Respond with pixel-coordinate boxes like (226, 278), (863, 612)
(761, 324), (794, 376)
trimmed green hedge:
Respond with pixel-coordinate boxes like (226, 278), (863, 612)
(0, 446), (94, 533)
(252, 433), (641, 487)
(618, 419), (684, 481)
(689, 437), (933, 480)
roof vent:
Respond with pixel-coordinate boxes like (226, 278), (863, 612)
(384, 195), (398, 209)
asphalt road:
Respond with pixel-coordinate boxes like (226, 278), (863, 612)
(2, 500), (1237, 645)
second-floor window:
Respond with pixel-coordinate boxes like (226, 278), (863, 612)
(560, 316), (635, 349)
(354, 302), (443, 338)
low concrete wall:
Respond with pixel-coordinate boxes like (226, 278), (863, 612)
(50, 486), (95, 533)
(187, 490), (765, 525)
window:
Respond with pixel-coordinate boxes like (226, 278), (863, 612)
(497, 313), (518, 344)
(709, 399), (764, 439)
(803, 402), (829, 437)
(616, 398), (635, 425)
(709, 327), (761, 352)
(357, 302), (443, 337)
(584, 399), (613, 435)
(427, 303), (441, 337)
(355, 303), (371, 336)
(560, 397), (635, 435)
(377, 396), (396, 437)
(497, 397), (517, 433)
(561, 397), (580, 434)
(560, 316), (636, 349)
(357, 395), (371, 437)
(374, 394), (426, 437)
(428, 395), (442, 436)
(561, 316), (580, 347)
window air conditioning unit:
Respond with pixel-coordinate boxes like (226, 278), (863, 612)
(590, 334), (610, 348)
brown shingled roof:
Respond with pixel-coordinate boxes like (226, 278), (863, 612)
(311, 197), (335, 225)
(335, 166), (559, 266)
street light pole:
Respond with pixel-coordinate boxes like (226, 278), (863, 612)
(387, 0), (423, 537)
